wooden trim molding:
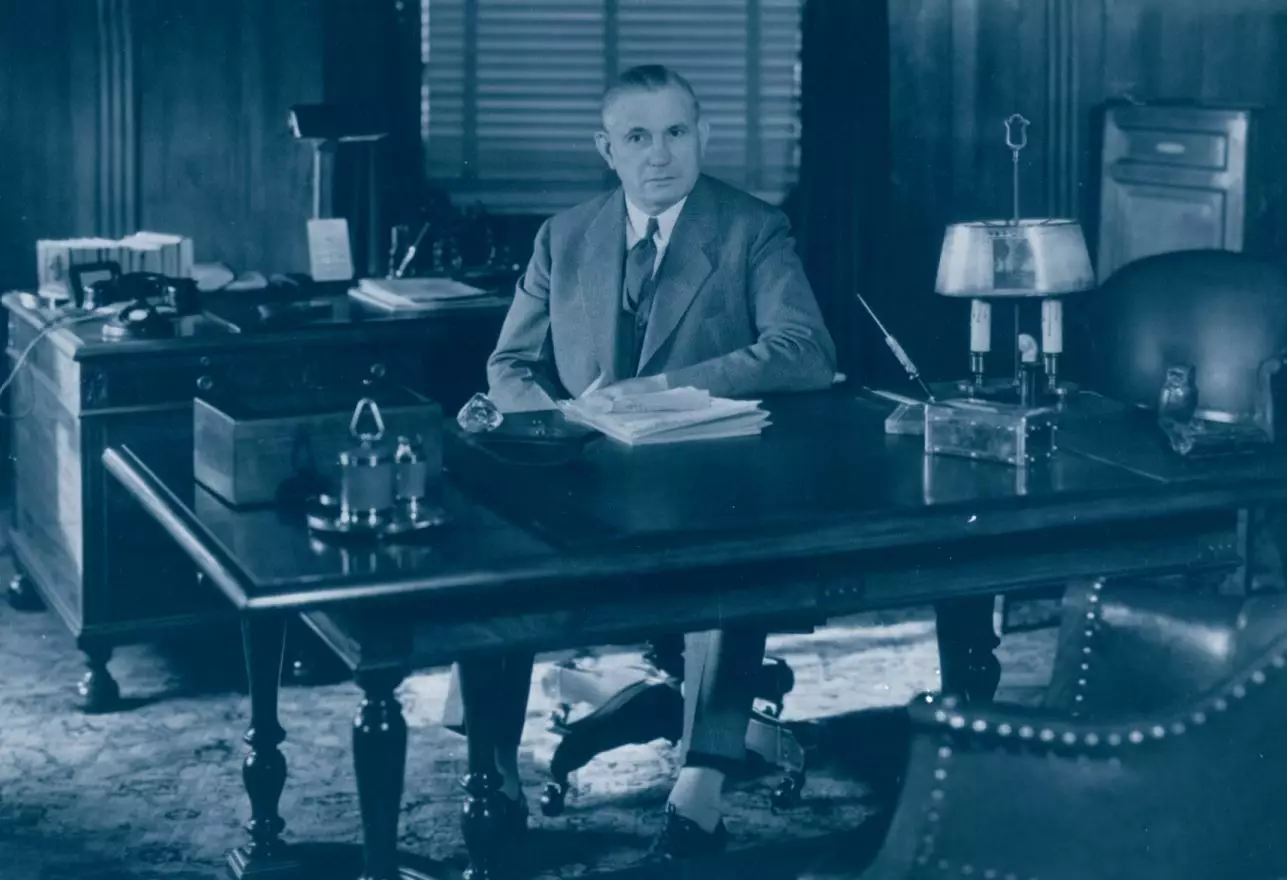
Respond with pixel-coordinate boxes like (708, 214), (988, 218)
(949, 0), (980, 216)
(1044, 0), (1078, 219)
(745, 0), (762, 192)
(95, 0), (138, 237)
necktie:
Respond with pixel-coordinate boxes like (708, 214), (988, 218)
(624, 216), (659, 314)
(622, 216), (659, 376)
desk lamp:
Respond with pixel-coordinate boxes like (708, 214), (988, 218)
(288, 104), (389, 279)
(934, 115), (1095, 400)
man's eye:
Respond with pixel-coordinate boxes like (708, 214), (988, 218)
(627, 134), (644, 144)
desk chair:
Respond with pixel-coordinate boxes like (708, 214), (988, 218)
(863, 578), (1287, 880)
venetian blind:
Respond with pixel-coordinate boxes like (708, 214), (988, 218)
(420, 0), (803, 215)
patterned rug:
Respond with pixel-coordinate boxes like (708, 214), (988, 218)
(0, 549), (1058, 880)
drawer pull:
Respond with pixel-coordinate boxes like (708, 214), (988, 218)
(1154, 141), (1186, 155)
(196, 375), (214, 392)
(369, 362), (388, 379)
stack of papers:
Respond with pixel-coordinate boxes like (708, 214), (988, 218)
(349, 277), (488, 311)
(559, 387), (769, 445)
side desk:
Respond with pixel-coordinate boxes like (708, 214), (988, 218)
(3, 288), (509, 709)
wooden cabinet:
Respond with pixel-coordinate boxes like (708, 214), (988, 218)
(4, 291), (507, 708)
(1096, 104), (1286, 283)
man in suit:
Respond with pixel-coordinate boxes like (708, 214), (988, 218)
(452, 64), (837, 858)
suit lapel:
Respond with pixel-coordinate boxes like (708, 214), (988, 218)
(638, 177), (719, 372)
(576, 190), (628, 383)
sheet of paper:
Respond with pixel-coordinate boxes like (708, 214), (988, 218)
(307, 218), (355, 282)
(577, 387), (712, 414)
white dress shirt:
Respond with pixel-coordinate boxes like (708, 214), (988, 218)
(625, 195), (688, 275)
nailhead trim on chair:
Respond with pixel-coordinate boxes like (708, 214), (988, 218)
(904, 578), (1287, 879)
(1067, 579), (1106, 717)
(910, 728), (1038, 880)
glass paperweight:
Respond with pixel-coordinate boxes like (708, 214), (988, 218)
(456, 392), (504, 433)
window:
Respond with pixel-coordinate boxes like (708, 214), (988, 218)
(420, 0), (803, 215)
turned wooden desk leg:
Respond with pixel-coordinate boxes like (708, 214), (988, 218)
(352, 668), (409, 880)
(7, 570), (44, 612)
(934, 596), (1002, 704)
(75, 638), (121, 714)
(457, 657), (510, 880)
(228, 615), (303, 880)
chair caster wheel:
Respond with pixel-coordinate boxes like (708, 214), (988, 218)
(770, 773), (804, 811)
(539, 781), (568, 817)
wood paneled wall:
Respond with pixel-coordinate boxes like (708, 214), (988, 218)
(884, 0), (1107, 379)
(1103, 0), (1287, 105)
(129, 0), (326, 272)
(0, 0), (96, 289)
(0, 0), (414, 289)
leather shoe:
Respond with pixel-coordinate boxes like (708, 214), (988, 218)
(650, 804), (728, 859)
(500, 792), (530, 836)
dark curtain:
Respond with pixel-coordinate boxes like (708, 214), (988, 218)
(787, 0), (891, 382)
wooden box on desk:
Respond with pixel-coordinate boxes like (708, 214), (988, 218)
(194, 387), (443, 506)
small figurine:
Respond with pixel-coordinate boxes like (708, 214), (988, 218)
(1158, 364), (1199, 424)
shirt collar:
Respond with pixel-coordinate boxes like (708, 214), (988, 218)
(625, 195), (688, 247)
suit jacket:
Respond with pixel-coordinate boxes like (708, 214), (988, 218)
(487, 174), (837, 412)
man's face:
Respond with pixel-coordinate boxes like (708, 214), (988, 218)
(595, 85), (709, 215)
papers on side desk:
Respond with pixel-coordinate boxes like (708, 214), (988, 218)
(559, 387), (769, 445)
(349, 277), (488, 311)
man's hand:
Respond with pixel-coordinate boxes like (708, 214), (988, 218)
(591, 373), (670, 400)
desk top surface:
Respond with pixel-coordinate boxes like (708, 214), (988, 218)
(3, 288), (512, 361)
(103, 389), (1287, 614)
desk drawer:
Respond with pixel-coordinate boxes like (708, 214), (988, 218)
(80, 344), (431, 410)
(1119, 127), (1229, 171)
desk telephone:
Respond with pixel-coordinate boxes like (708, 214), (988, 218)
(68, 260), (200, 339)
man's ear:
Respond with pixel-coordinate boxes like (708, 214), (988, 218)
(697, 119), (711, 156)
(594, 131), (615, 169)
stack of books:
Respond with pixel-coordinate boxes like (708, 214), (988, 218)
(349, 277), (490, 312)
(559, 387), (770, 445)
(37, 232), (194, 299)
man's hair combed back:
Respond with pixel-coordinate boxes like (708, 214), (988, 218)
(601, 64), (701, 125)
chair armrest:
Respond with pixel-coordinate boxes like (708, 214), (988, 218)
(864, 619), (1287, 880)
(1045, 579), (1287, 717)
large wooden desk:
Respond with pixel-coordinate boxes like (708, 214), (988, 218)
(103, 390), (1287, 879)
(4, 288), (508, 709)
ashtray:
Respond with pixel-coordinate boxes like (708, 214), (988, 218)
(305, 494), (449, 542)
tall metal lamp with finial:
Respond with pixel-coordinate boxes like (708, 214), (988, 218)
(934, 114), (1095, 402)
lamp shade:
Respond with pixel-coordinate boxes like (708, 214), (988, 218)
(935, 219), (1095, 298)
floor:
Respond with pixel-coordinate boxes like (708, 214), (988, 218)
(0, 538), (1059, 880)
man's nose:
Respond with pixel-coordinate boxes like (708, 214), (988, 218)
(646, 139), (671, 164)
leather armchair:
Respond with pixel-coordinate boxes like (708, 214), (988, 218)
(856, 578), (1287, 880)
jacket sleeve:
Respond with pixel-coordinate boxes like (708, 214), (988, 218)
(485, 219), (569, 412)
(663, 210), (837, 397)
